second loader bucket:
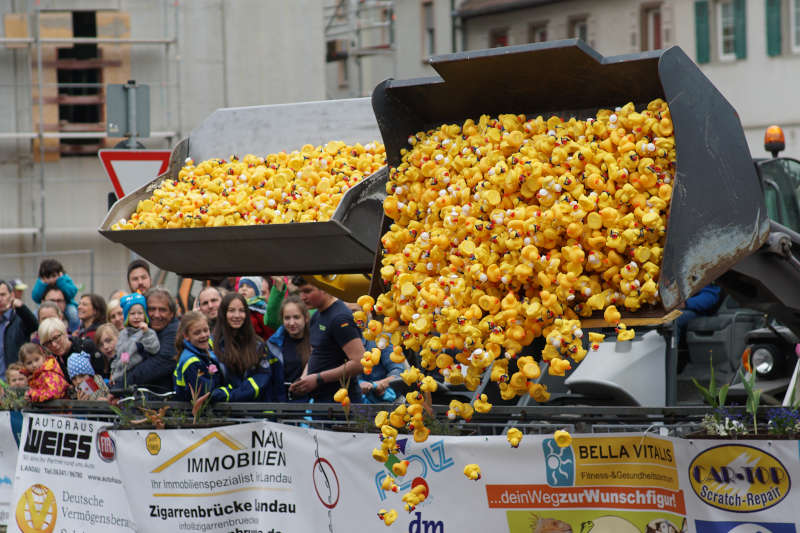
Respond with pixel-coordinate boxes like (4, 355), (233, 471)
(99, 98), (387, 276)
(372, 40), (768, 313)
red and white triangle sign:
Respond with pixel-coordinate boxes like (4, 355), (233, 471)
(98, 149), (172, 198)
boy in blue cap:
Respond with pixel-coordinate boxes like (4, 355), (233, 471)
(111, 293), (160, 386)
(67, 351), (110, 401)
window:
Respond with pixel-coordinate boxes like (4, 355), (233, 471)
(337, 61), (349, 89)
(568, 16), (588, 42)
(718, 0), (736, 60)
(766, 0), (782, 56)
(696, 1), (711, 63)
(641, 5), (662, 51)
(759, 158), (800, 233)
(489, 27), (509, 48)
(326, 40), (348, 62)
(422, 1), (435, 57)
(793, 0), (800, 52)
(528, 22), (548, 43)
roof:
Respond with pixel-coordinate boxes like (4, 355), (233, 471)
(456, 0), (567, 19)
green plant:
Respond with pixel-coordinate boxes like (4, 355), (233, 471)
(767, 407), (800, 435)
(701, 407), (746, 437)
(692, 358), (729, 409)
(739, 348), (761, 435)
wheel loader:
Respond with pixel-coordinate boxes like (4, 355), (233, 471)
(99, 40), (800, 408)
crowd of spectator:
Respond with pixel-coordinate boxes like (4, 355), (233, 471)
(0, 258), (405, 408)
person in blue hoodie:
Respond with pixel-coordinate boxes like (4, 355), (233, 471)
(209, 293), (286, 403)
(173, 311), (223, 402)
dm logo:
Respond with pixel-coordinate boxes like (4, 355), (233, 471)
(543, 438), (574, 487)
(96, 429), (116, 462)
(689, 444), (790, 513)
(15, 484), (57, 533)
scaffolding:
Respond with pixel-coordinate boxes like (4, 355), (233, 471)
(324, 0), (395, 97)
(0, 2), (180, 292)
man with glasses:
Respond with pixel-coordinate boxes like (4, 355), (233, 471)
(42, 285), (79, 331)
(0, 280), (38, 376)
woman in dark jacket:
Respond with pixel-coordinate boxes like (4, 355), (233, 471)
(210, 293), (286, 403)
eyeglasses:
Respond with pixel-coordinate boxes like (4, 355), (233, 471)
(43, 332), (64, 348)
(46, 297), (65, 304)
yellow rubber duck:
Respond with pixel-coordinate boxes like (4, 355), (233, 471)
(507, 427), (523, 448)
(553, 429), (572, 448)
(463, 464), (482, 481)
(377, 509), (398, 526)
(381, 476), (399, 493)
(473, 393), (492, 414)
(392, 460), (410, 477)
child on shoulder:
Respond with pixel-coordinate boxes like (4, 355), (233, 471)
(31, 259), (80, 331)
(111, 293), (160, 386)
(19, 343), (69, 402)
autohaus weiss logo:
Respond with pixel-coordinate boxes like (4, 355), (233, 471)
(689, 444), (790, 512)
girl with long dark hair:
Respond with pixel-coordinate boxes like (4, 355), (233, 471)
(210, 292), (286, 402)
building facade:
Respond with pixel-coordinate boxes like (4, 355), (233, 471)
(1, 0), (325, 301)
(452, 0), (800, 158)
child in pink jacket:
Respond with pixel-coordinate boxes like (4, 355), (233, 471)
(19, 343), (69, 402)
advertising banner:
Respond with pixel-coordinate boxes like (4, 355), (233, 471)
(114, 420), (800, 533)
(113, 420), (378, 533)
(10, 413), (135, 533)
(0, 411), (21, 527)
(678, 439), (799, 533)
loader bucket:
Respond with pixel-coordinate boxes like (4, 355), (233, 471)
(99, 98), (388, 277)
(371, 40), (769, 312)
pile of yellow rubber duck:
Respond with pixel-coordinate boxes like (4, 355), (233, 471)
(363, 99), (674, 525)
(110, 141), (386, 229)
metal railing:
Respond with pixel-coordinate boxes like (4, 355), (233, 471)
(19, 400), (721, 437)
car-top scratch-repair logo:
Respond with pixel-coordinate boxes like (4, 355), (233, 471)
(689, 444), (790, 512)
(16, 484), (57, 533)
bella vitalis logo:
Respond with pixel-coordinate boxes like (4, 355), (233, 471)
(16, 484), (57, 533)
